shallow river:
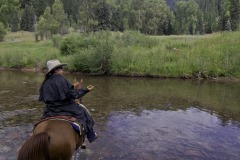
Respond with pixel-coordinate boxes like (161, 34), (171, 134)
(0, 70), (240, 160)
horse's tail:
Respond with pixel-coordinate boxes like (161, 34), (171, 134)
(18, 132), (50, 160)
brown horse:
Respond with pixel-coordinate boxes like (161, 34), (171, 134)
(18, 79), (88, 160)
(18, 119), (85, 160)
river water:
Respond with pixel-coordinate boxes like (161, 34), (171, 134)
(0, 70), (239, 160)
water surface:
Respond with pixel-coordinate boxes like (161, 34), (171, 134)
(0, 70), (239, 160)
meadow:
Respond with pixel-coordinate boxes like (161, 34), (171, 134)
(0, 30), (240, 78)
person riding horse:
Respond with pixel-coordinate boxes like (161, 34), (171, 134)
(39, 59), (97, 143)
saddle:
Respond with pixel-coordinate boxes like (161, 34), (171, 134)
(34, 115), (85, 136)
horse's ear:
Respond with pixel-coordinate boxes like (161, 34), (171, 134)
(73, 79), (77, 83)
(80, 79), (83, 83)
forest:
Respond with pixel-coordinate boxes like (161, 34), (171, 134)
(0, 0), (240, 41)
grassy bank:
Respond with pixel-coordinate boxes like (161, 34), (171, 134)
(0, 31), (240, 78)
(0, 32), (60, 69)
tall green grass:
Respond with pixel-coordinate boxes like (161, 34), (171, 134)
(110, 31), (240, 78)
(0, 32), (60, 69)
(0, 31), (240, 78)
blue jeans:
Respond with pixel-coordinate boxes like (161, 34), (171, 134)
(87, 127), (96, 142)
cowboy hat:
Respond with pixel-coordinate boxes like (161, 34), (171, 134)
(46, 59), (67, 75)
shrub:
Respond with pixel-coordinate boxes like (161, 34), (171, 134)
(88, 39), (114, 74)
(60, 34), (99, 56)
(60, 34), (83, 56)
(64, 31), (114, 75)
(119, 30), (158, 47)
(51, 34), (63, 49)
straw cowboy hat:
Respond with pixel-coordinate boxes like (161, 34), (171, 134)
(46, 59), (67, 75)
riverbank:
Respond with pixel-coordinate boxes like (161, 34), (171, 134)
(1, 66), (239, 84)
(1, 31), (240, 79)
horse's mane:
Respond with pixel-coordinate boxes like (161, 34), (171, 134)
(18, 132), (50, 160)
(73, 79), (83, 104)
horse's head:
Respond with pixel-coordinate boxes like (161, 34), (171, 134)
(73, 79), (83, 90)
(73, 79), (84, 104)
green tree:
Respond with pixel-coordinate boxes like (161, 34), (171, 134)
(198, 0), (219, 33)
(126, 0), (172, 35)
(94, 0), (113, 31)
(0, 22), (7, 41)
(110, 8), (124, 31)
(225, 19), (232, 31)
(79, 0), (98, 33)
(37, 0), (67, 39)
(61, 0), (80, 27)
(0, 0), (19, 28)
(174, 0), (199, 35)
(164, 11), (175, 35)
(196, 11), (204, 34)
(229, 0), (240, 31)
(33, 0), (48, 20)
(218, 0), (231, 31)
(112, 0), (132, 31)
(46, 0), (54, 13)
(20, 4), (36, 32)
(11, 12), (19, 32)
(128, 0), (145, 31)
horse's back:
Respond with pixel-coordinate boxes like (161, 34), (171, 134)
(34, 120), (78, 160)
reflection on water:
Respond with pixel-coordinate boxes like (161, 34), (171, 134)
(74, 109), (240, 160)
(0, 70), (240, 160)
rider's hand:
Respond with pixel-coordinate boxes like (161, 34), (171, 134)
(87, 85), (94, 91)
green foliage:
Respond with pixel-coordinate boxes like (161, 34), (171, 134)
(119, 30), (159, 47)
(20, 5), (36, 32)
(0, 36), (60, 69)
(78, 0), (99, 33)
(0, 51), (35, 68)
(2, 0), (240, 36)
(33, 0), (48, 19)
(174, 0), (200, 35)
(89, 32), (114, 74)
(51, 34), (63, 49)
(0, 0), (19, 27)
(61, 0), (80, 25)
(0, 22), (6, 41)
(60, 34), (99, 56)
(2, 31), (240, 78)
(60, 31), (114, 75)
(37, 0), (67, 38)
(11, 13), (19, 32)
(94, 0), (112, 31)
(229, 0), (240, 31)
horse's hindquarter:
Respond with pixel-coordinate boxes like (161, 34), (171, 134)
(34, 120), (78, 159)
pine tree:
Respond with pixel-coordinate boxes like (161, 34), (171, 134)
(229, 0), (240, 31)
(61, 0), (80, 26)
(225, 19), (232, 31)
(111, 8), (124, 31)
(0, 22), (6, 41)
(33, 0), (48, 20)
(95, 0), (112, 31)
(79, 0), (98, 33)
(11, 13), (19, 32)
(20, 4), (36, 32)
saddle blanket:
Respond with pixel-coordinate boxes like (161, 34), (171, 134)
(70, 121), (83, 135)
(34, 116), (84, 136)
